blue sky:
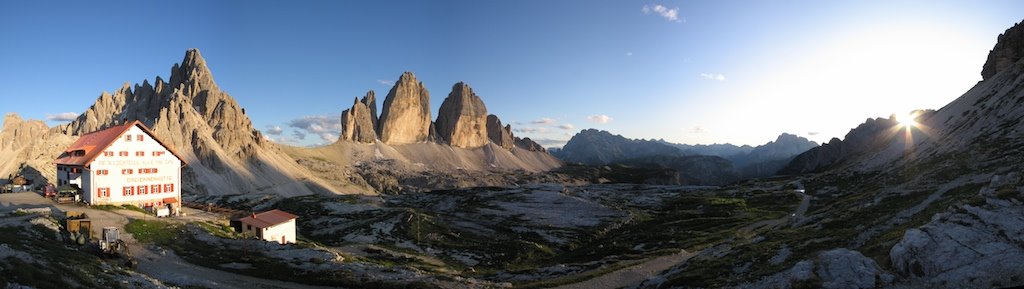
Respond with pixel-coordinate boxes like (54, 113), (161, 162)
(1, 1), (1022, 147)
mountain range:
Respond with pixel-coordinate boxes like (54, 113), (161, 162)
(552, 129), (818, 183)
(0, 49), (559, 198)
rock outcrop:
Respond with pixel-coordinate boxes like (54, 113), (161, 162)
(486, 114), (515, 150)
(0, 114), (75, 186)
(53, 49), (332, 197)
(0, 114), (49, 151)
(778, 116), (903, 174)
(434, 82), (489, 148)
(554, 129), (683, 164)
(514, 137), (545, 152)
(378, 72), (432, 145)
(982, 21), (1024, 80)
(340, 91), (378, 143)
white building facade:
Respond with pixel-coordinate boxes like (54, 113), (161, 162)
(56, 121), (185, 213)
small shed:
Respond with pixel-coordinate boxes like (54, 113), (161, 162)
(235, 209), (298, 244)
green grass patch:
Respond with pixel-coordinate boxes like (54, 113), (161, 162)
(125, 219), (182, 244)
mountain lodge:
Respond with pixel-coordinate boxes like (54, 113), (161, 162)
(54, 121), (186, 215)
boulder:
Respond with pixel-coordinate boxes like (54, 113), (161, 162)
(435, 82), (489, 148)
(378, 72), (432, 145)
(815, 248), (892, 289)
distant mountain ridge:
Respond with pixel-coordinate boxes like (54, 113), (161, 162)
(552, 129), (817, 181)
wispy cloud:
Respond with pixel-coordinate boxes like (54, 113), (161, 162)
(514, 127), (548, 134)
(688, 126), (707, 133)
(46, 112), (78, 122)
(531, 118), (556, 125)
(626, 52), (633, 57)
(377, 79), (394, 86)
(642, 4), (683, 22)
(700, 73), (726, 81)
(531, 138), (570, 148)
(264, 125), (283, 136)
(586, 115), (613, 124)
(287, 115), (342, 144)
(557, 124), (575, 130)
(807, 132), (820, 136)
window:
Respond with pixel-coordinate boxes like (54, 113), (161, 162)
(153, 168), (158, 173)
(136, 151), (145, 157)
(152, 151), (165, 157)
(151, 185), (161, 194)
(98, 188), (109, 198)
(125, 135), (132, 142)
(137, 135), (144, 141)
(122, 169), (133, 175)
(123, 186), (133, 196)
(164, 184), (175, 193)
(138, 186), (148, 195)
(119, 151), (128, 157)
(96, 170), (108, 175)
(70, 167), (80, 174)
(103, 151), (114, 157)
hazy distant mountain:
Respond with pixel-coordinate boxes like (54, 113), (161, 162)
(553, 129), (684, 164)
(554, 129), (816, 180)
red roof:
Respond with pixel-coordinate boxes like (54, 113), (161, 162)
(238, 209), (298, 228)
(54, 120), (186, 166)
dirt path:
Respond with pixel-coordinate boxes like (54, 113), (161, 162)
(552, 249), (695, 289)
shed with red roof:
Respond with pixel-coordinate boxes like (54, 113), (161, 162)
(236, 209), (298, 244)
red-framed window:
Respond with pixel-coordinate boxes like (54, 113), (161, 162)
(138, 185), (148, 195)
(152, 151), (165, 157)
(125, 135), (132, 142)
(136, 151), (145, 157)
(97, 188), (109, 198)
(96, 170), (108, 175)
(164, 184), (175, 193)
(137, 135), (144, 141)
(103, 151), (114, 157)
(151, 185), (161, 194)
(123, 186), (134, 196)
(122, 169), (133, 175)
(119, 151), (129, 157)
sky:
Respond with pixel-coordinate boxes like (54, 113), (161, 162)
(1, 1), (1022, 148)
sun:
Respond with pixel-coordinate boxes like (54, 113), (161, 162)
(895, 112), (918, 128)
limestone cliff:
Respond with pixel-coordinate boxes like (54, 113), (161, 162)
(435, 82), (489, 148)
(378, 72), (432, 145)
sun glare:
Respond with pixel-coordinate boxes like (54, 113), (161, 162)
(896, 112), (918, 128)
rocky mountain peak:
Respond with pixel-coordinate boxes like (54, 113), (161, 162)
(378, 72), (432, 145)
(982, 21), (1024, 80)
(435, 82), (489, 148)
(170, 48), (219, 93)
(340, 91), (378, 143)
(486, 114), (515, 149)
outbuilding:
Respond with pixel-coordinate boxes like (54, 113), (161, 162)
(236, 209), (298, 244)
(54, 121), (186, 215)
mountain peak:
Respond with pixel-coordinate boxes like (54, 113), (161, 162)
(982, 20), (1024, 80)
(170, 48), (218, 92)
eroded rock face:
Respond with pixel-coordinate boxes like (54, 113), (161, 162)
(982, 21), (1024, 80)
(815, 248), (893, 289)
(435, 82), (489, 148)
(779, 116), (901, 174)
(378, 72), (432, 145)
(486, 114), (515, 150)
(50, 49), (326, 196)
(0, 114), (49, 151)
(515, 137), (545, 152)
(340, 91), (378, 143)
(890, 176), (1024, 287)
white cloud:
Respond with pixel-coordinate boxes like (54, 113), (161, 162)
(557, 124), (575, 130)
(46, 112), (78, 122)
(514, 127), (548, 134)
(626, 52), (633, 57)
(586, 115), (613, 124)
(531, 118), (556, 125)
(531, 138), (569, 148)
(643, 4), (682, 22)
(700, 73), (727, 81)
(688, 126), (707, 134)
(377, 79), (394, 86)
(808, 132), (820, 136)
(287, 114), (341, 144)
(264, 125), (283, 136)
